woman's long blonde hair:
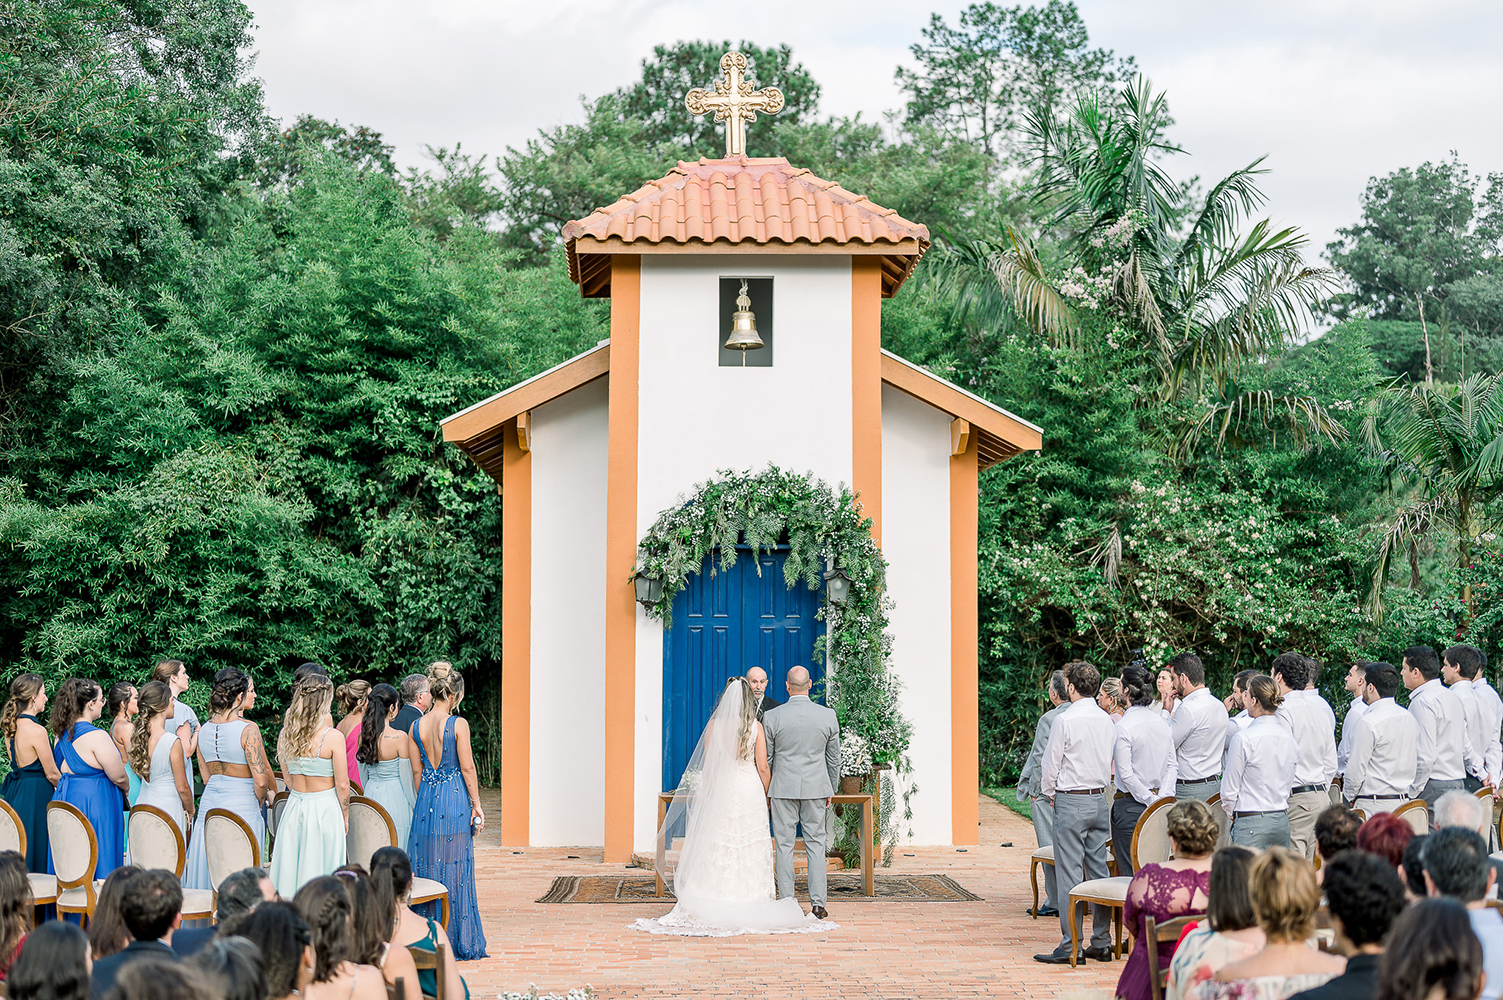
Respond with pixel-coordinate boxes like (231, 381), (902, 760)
(282, 675), (334, 758)
(730, 677), (757, 761)
(128, 682), (173, 776)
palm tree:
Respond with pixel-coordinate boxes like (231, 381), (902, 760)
(1362, 372), (1503, 620)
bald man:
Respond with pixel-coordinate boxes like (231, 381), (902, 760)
(764, 665), (841, 919)
(747, 666), (783, 721)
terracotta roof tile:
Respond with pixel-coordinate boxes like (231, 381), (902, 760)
(564, 157), (929, 298)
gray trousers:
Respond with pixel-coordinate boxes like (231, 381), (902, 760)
(1176, 778), (1221, 803)
(1110, 795), (1146, 876)
(1031, 796), (1058, 908)
(1421, 778), (1467, 822)
(1287, 790), (1328, 861)
(1231, 811), (1290, 850)
(1052, 791), (1112, 955)
(771, 797), (828, 908)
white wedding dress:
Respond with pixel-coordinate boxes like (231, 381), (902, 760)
(630, 683), (836, 937)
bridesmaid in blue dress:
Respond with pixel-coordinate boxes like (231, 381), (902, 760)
(183, 668), (272, 890)
(358, 684), (416, 850)
(49, 679), (130, 879)
(270, 674), (350, 899)
(407, 663), (487, 960)
(105, 684), (141, 808)
(1, 674), (59, 872)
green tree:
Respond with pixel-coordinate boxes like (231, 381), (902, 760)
(248, 114), (396, 189)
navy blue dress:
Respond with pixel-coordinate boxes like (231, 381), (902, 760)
(51, 721), (125, 879)
(2, 715), (53, 872)
(408, 716), (487, 960)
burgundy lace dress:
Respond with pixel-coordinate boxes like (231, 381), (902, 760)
(1116, 863), (1211, 1000)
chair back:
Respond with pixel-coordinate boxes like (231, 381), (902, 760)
(387, 977), (406, 1000)
(407, 941), (448, 1000)
(1131, 797), (1177, 868)
(268, 790), (289, 847)
(46, 801), (97, 889)
(0, 799), (25, 857)
(1394, 800), (1430, 835)
(1145, 912), (1204, 1000)
(127, 804), (186, 876)
(347, 796), (398, 870)
(204, 808), (261, 888)
(1205, 793), (1230, 848)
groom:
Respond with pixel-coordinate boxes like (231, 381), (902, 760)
(763, 665), (841, 919)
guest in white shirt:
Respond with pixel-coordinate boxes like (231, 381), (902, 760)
(1222, 675), (1299, 849)
(1452, 645), (1503, 792)
(1443, 646), (1497, 792)
(1343, 662), (1420, 815)
(1111, 665), (1177, 876)
(1273, 653), (1338, 861)
(1169, 654), (1229, 802)
(1034, 660), (1119, 965)
(1404, 645), (1470, 811)
(1333, 660), (1369, 803)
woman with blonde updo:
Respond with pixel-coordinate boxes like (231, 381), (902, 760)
(270, 674), (350, 899)
(1098, 677), (1128, 720)
(1116, 800), (1217, 1000)
(336, 680), (370, 791)
(1, 675), (58, 872)
(1219, 675), (1299, 850)
(130, 681), (194, 836)
(406, 663), (487, 959)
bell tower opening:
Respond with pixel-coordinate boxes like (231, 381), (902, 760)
(718, 276), (774, 367)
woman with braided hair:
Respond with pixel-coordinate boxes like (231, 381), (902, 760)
(291, 875), (386, 1000)
(184, 668), (272, 890)
(270, 674), (350, 898)
(130, 681), (194, 836)
(48, 678), (129, 878)
(1, 675), (58, 872)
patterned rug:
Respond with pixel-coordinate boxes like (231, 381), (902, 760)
(536, 873), (982, 904)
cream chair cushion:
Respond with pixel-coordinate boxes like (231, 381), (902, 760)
(204, 812), (259, 889)
(27, 873), (57, 904)
(128, 808), (183, 874)
(410, 876), (449, 911)
(0, 806), (23, 854)
(1071, 875), (1131, 905)
(1032, 844), (1055, 863)
(346, 799), (396, 871)
(46, 807), (93, 885)
(181, 887), (216, 920)
(1132, 800), (1176, 868)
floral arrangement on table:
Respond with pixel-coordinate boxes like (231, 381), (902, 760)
(632, 465), (914, 859)
(839, 730), (873, 778)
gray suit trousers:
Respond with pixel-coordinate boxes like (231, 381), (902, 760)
(1031, 796), (1058, 908)
(1052, 791), (1112, 955)
(771, 797), (828, 907)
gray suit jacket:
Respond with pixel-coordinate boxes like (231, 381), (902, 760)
(764, 695), (840, 799)
(1017, 702), (1066, 800)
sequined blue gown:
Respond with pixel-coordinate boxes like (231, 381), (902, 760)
(408, 716), (487, 960)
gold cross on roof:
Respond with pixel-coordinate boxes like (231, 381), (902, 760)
(685, 52), (785, 158)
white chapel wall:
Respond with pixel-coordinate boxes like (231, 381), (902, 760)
(880, 384), (955, 845)
(631, 253), (856, 851)
(529, 378), (609, 846)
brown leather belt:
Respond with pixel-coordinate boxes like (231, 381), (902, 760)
(1358, 794), (1405, 800)
(1180, 775), (1220, 784)
(1114, 789), (1159, 800)
(1063, 788), (1105, 795)
(1233, 810), (1286, 818)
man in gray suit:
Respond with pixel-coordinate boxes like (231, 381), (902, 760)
(763, 664), (841, 920)
(1017, 670), (1068, 917)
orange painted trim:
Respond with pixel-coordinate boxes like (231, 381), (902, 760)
(881, 351), (1043, 468)
(501, 419), (531, 845)
(603, 256), (641, 863)
(950, 436), (980, 844)
(852, 258), (883, 544)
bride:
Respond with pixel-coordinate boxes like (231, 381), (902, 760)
(631, 676), (835, 936)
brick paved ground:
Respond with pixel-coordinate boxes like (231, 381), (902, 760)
(458, 790), (1122, 999)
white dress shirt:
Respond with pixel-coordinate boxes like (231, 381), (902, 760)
(1451, 679), (1491, 783)
(1041, 697), (1117, 796)
(1336, 697), (1367, 775)
(1275, 689), (1338, 788)
(1409, 678), (1469, 792)
(1343, 697), (1420, 801)
(1172, 687), (1231, 781)
(1114, 706), (1177, 806)
(1475, 678), (1503, 784)
(1221, 716), (1300, 815)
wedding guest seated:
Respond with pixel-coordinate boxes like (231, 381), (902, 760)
(1168, 846), (1265, 1000)
(172, 866), (278, 957)
(1193, 847), (1346, 999)
(8, 920), (91, 1000)
(1401, 835), (1429, 903)
(1313, 806), (1361, 875)
(1289, 851), (1406, 1000)
(224, 902), (314, 1000)
(335, 865), (420, 994)
(1116, 801), (1217, 1000)
(371, 847), (469, 1000)
(1434, 791), (1503, 889)
(1357, 812), (1414, 882)
(104, 959), (209, 1000)
(89, 869), (182, 1000)
(0, 850), (34, 980)
(1376, 897), (1485, 1000)
(187, 936), (267, 1000)
(1422, 827), (1503, 1000)
(86, 866), (141, 962)
(291, 875), (386, 1000)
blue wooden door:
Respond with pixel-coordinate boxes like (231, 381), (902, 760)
(661, 548), (824, 792)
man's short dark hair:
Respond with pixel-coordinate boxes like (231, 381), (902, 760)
(1048, 670), (1069, 703)
(1063, 661), (1102, 699)
(1403, 646), (1442, 682)
(1121, 665), (1155, 708)
(1305, 656), (1322, 686)
(121, 869), (183, 941)
(1232, 669), (1257, 693)
(1363, 662), (1401, 700)
(1315, 805), (1362, 861)
(1271, 652), (1310, 690)
(1168, 653), (1204, 687)
(1424, 826), (1490, 903)
(1322, 850), (1406, 948)
(1403, 834), (1430, 897)
(400, 673), (429, 704)
(215, 868), (267, 924)
(1445, 645), (1487, 680)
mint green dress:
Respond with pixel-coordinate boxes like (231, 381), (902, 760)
(270, 732), (346, 899)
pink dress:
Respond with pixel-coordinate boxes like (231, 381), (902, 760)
(1116, 864), (1211, 1000)
(344, 724), (362, 791)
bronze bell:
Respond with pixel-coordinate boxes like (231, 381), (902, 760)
(724, 279), (764, 357)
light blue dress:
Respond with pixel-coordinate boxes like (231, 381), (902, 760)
(183, 720), (266, 890)
(269, 731), (346, 899)
(408, 716), (487, 959)
(134, 732), (187, 837)
(51, 722), (124, 879)
(362, 756), (416, 852)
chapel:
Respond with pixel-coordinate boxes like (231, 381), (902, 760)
(441, 54), (1043, 861)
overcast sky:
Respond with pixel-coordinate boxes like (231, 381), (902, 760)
(246, 0), (1503, 262)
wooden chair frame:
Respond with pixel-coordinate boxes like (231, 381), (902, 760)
(407, 940), (449, 1000)
(388, 976), (407, 1000)
(267, 789), (290, 857)
(204, 807), (263, 876)
(0, 799), (54, 907)
(1029, 844), (1054, 920)
(1067, 796), (1177, 967)
(1145, 912), (1205, 1000)
(1394, 799), (1430, 835)
(47, 801), (97, 920)
(351, 796), (451, 929)
(0, 798), (26, 858)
